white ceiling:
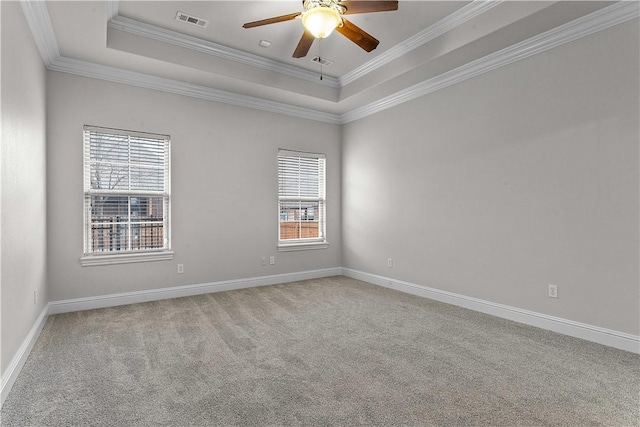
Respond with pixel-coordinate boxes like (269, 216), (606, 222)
(115, 1), (469, 76)
(39, 1), (628, 120)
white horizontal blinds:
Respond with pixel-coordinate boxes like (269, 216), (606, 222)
(83, 126), (170, 254)
(88, 131), (129, 191)
(278, 150), (326, 242)
(85, 127), (169, 195)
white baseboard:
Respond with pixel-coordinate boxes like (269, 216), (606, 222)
(48, 267), (342, 314)
(3, 266), (635, 411)
(1, 268), (340, 408)
(1, 306), (48, 408)
(342, 268), (640, 354)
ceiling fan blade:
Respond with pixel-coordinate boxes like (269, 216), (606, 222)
(335, 18), (379, 52)
(293, 29), (315, 58)
(338, 1), (398, 15)
(242, 12), (301, 28)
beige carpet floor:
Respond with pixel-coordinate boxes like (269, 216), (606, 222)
(2, 276), (638, 426)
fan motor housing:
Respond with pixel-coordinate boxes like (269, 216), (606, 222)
(303, 0), (344, 14)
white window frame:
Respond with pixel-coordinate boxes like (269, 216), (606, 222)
(81, 125), (173, 266)
(278, 149), (328, 251)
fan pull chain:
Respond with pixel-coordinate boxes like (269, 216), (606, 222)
(319, 39), (323, 81)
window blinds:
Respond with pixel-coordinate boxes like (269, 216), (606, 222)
(83, 126), (170, 195)
(278, 150), (326, 243)
(83, 126), (171, 254)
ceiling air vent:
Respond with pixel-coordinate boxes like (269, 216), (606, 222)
(176, 11), (209, 28)
(311, 56), (334, 67)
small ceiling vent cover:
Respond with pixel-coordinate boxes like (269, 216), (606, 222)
(176, 11), (209, 28)
(311, 56), (334, 67)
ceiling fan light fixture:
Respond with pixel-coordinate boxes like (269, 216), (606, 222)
(242, 0), (396, 58)
(301, 6), (341, 39)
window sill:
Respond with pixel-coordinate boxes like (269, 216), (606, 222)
(80, 250), (174, 266)
(278, 241), (329, 252)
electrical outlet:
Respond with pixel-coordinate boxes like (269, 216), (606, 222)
(177, 264), (184, 274)
(261, 257), (267, 266)
(387, 258), (393, 268)
(548, 284), (558, 298)
(33, 290), (37, 305)
(269, 256), (275, 265)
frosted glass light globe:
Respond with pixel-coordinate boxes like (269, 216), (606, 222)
(302, 7), (341, 39)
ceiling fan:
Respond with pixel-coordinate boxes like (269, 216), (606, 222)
(243, 0), (399, 58)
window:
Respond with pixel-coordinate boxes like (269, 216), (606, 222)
(278, 149), (327, 251)
(81, 126), (172, 265)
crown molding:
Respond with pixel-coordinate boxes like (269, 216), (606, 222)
(107, 0), (500, 90)
(340, 1), (640, 124)
(18, 0), (340, 124)
(106, 0), (119, 21)
(47, 56), (342, 125)
(108, 15), (341, 89)
(339, 0), (502, 86)
(18, 0), (639, 126)
(19, 0), (59, 65)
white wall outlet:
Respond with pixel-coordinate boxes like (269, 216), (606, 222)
(177, 264), (184, 274)
(261, 257), (267, 266)
(269, 256), (275, 265)
(387, 258), (393, 268)
(548, 284), (558, 298)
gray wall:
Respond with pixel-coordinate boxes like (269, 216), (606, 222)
(46, 72), (342, 301)
(2, 4), (638, 385)
(342, 20), (640, 335)
(1, 1), (49, 375)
